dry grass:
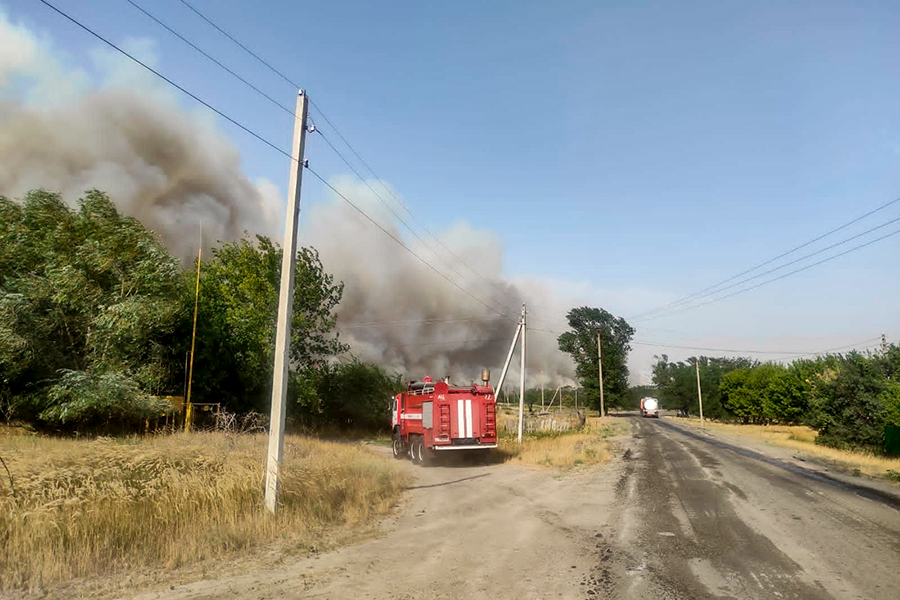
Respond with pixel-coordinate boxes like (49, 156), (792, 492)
(497, 416), (626, 469)
(0, 429), (409, 595)
(673, 418), (900, 480)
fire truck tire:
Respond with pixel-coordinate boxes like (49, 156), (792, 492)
(391, 434), (404, 459)
(412, 437), (425, 465)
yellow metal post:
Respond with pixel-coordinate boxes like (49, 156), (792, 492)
(184, 247), (201, 433)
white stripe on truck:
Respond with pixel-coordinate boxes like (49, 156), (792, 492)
(457, 399), (465, 439)
(465, 399), (473, 438)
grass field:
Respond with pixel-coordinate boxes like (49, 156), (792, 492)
(0, 429), (409, 595)
(672, 417), (900, 481)
(497, 413), (627, 468)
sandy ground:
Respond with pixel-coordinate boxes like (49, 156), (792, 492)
(125, 417), (900, 600)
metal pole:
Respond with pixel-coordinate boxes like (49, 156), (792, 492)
(695, 359), (704, 427)
(541, 378), (544, 411)
(184, 247), (201, 433)
(265, 90), (309, 514)
(517, 304), (526, 444)
(597, 331), (605, 419)
(495, 320), (523, 399)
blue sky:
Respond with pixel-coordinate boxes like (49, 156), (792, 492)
(4, 0), (899, 378)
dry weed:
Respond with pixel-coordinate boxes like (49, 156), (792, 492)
(0, 430), (408, 594)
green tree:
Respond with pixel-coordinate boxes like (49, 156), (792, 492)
(557, 307), (635, 415)
(653, 354), (754, 419)
(190, 236), (348, 413)
(807, 351), (897, 451)
(0, 190), (183, 427)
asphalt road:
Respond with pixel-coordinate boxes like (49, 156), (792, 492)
(130, 417), (900, 600)
(612, 416), (900, 599)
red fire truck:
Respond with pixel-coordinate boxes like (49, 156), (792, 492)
(391, 375), (498, 464)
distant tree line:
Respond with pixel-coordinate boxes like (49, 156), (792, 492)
(651, 348), (900, 453)
(0, 190), (401, 432)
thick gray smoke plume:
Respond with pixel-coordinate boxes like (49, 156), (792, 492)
(300, 177), (577, 385)
(0, 14), (280, 260)
(0, 12), (574, 385)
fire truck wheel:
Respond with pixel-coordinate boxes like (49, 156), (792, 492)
(391, 434), (404, 460)
(412, 437), (425, 465)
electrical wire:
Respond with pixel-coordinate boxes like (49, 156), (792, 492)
(38, 0), (517, 324)
(305, 165), (515, 318)
(631, 195), (900, 320)
(632, 214), (900, 322)
(175, 0), (549, 314)
(638, 227), (900, 322)
(35, 0), (294, 163)
(122, 0), (297, 119)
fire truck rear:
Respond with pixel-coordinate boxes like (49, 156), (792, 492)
(391, 371), (498, 464)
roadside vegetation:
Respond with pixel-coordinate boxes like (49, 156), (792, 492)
(0, 190), (401, 432)
(496, 411), (626, 468)
(674, 418), (900, 480)
(0, 428), (409, 595)
(650, 347), (900, 456)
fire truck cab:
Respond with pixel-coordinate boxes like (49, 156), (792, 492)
(391, 377), (498, 464)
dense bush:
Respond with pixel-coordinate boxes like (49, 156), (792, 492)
(807, 352), (900, 451)
(652, 346), (900, 453)
(293, 359), (405, 431)
(0, 190), (183, 428)
(721, 363), (809, 424)
(0, 189), (391, 433)
(651, 355), (754, 419)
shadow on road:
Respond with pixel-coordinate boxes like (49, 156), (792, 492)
(404, 473), (491, 490)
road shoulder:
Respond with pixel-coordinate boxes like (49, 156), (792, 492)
(659, 416), (900, 508)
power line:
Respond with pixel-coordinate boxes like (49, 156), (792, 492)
(313, 129), (516, 315)
(632, 195), (900, 320)
(640, 227), (900, 321)
(527, 325), (888, 358)
(39, 0), (516, 324)
(35, 0), (294, 163)
(341, 315), (508, 329)
(122, 0), (297, 119)
(174, 0), (547, 314)
(305, 165), (515, 318)
(633, 214), (900, 322)
(128, 0), (520, 317)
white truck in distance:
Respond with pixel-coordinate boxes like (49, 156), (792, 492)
(641, 397), (659, 418)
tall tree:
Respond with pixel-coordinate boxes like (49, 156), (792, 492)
(0, 190), (183, 427)
(557, 307), (634, 414)
(190, 236), (348, 413)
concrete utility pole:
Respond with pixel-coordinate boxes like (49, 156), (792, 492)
(265, 90), (309, 514)
(541, 378), (545, 411)
(518, 304), (527, 443)
(597, 330), (605, 419)
(575, 387), (578, 412)
(695, 359), (704, 427)
(494, 318), (523, 401)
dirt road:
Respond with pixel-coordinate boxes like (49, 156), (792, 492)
(131, 418), (900, 599)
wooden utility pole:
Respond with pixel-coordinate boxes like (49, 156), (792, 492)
(518, 304), (527, 443)
(265, 90), (309, 514)
(695, 359), (704, 427)
(597, 331), (605, 419)
(184, 246), (201, 433)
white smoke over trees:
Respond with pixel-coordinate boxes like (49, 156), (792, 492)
(0, 10), (579, 385)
